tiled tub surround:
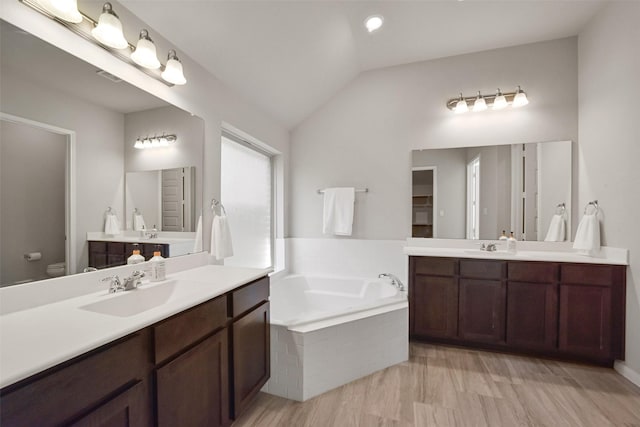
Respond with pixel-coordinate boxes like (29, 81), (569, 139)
(0, 253), (270, 388)
(263, 274), (408, 401)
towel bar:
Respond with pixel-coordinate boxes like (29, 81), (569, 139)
(317, 188), (369, 194)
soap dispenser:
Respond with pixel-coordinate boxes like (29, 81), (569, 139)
(127, 244), (145, 265)
(499, 230), (508, 241)
(150, 246), (166, 282)
(507, 232), (517, 254)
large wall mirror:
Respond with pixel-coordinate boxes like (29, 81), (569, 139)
(412, 140), (572, 242)
(0, 20), (204, 287)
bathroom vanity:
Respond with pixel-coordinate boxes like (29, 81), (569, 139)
(406, 244), (627, 366)
(0, 265), (270, 426)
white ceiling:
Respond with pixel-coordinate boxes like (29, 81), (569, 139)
(121, 0), (606, 129)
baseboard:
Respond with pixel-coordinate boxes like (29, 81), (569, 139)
(614, 360), (640, 388)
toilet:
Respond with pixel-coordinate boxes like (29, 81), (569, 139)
(46, 262), (66, 278)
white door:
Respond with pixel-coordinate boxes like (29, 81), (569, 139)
(162, 168), (184, 231)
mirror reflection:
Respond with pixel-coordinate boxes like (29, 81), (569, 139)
(0, 20), (204, 287)
(412, 141), (572, 241)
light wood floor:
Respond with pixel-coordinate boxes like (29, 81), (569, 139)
(233, 342), (640, 427)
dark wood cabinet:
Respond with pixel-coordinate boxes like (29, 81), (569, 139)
(506, 262), (559, 351)
(232, 302), (270, 418)
(1, 276), (270, 426)
(88, 241), (169, 269)
(411, 275), (458, 338)
(156, 330), (230, 427)
(409, 256), (626, 366)
(459, 279), (505, 343)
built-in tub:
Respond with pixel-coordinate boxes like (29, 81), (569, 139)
(263, 274), (408, 402)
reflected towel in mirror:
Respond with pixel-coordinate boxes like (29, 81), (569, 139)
(544, 214), (566, 242)
(133, 214), (146, 231)
(322, 187), (355, 236)
(104, 213), (121, 235)
(211, 213), (233, 260)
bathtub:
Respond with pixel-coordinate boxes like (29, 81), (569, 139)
(263, 274), (408, 402)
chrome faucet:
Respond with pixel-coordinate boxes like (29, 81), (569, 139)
(101, 275), (124, 293)
(378, 273), (405, 292)
(123, 270), (145, 291)
(145, 226), (158, 239)
(480, 243), (497, 252)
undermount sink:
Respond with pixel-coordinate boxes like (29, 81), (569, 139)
(79, 280), (179, 317)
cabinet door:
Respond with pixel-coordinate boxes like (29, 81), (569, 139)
(70, 382), (145, 427)
(233, 301), (270, 419)
(156, 330), (230, 427)
(411, 275), (458, 339)
(559, 284), (611, 359)
(506, 282), (558, 350)
(459, 279), (505, 343)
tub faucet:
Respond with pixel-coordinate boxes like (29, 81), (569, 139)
(378, 273), (405, 292)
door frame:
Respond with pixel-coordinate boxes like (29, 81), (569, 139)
(1, 112), (76, 275)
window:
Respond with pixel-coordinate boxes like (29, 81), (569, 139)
(220, 133), (273, 269)
(466, 156), (480, 240)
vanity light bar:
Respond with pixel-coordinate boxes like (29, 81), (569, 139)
(447, 86), (529, 113)
(19, 0), (186, 87)
(134, 134), (177, 149)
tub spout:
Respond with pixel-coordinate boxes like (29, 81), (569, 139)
(378, 273), (405, 292)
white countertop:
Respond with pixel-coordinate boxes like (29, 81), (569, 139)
(403, 238), (628, 265)
(0, 265), (270, 389)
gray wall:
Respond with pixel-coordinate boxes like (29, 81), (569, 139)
(0, 120), (66, 284)
(291, 37), (578, 239)
(578, 0), (640, 383)
(0, 66), (125, 273)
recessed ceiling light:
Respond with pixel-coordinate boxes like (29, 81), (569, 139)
(364, 15), (384, 33)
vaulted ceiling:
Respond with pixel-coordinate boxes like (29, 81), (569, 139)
(120, 1), (605, 129)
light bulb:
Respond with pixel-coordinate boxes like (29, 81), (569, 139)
(454, 93), (468, 114)
(492, 88), (508, 110)
(364, 15), (384, 33)
(91, 3), (128, 49)
(134, 138), (144, 149)
(161, 50), (187, 85)
(143, 139), (152, 149)
(131, 29), (161, 69)
(473, 91), (487, 112)
(35, 0), (82, 23)
(513, 85), (529, 107)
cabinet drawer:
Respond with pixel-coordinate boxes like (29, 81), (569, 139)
(232, 277), (269, 318)
(460, 259), (504, 280)
(413, 257), (457, 277)
(153, 295), (228, 364)
(0, 333), (146, 427)
(560, 264), (616, 286)
(508, 262), (558, 283)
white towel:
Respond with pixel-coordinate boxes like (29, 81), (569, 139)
(133, 214), (146, 231)
(573, 213), (600, 255)
(322, 187), (355, 236)
(210, 213), (233, 260)
(544, 214), (566, 242)
(104, 213), (121, 235)
(193, 215), (203, 253)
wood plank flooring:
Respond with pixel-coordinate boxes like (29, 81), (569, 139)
(233, 342), (640, 427)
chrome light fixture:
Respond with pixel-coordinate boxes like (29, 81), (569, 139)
(454, 93), (468, 114)
(161, 50), (187, 85)
(447, 86), (529, 113)
(34, 0), (82, 23)
(134, 134), (177, 149)
(492, 88), (508, 110)
(20, 0), (188, 87)
(131, 29), (161, 69)
(91, 2), (128, 49)
(512, 85), (529, 107)
(472, 91), (487, 112)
